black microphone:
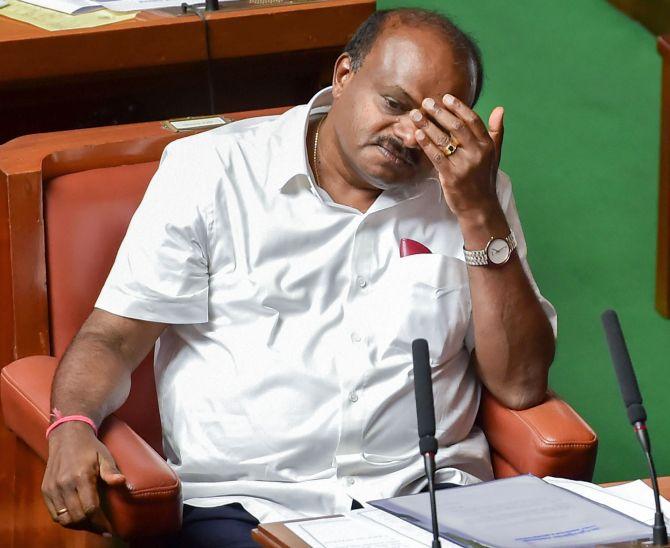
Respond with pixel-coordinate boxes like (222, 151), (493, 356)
(412, 339), (441, 548)
(601, 310), (667, 546)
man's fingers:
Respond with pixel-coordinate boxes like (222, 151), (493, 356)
(488, 106), (505, 164)
(61, 482), (88, 524)
(415, 129), (455, 174)
(414, 99), (477, 149)
(76, 473), (103, 522)
(51, 479), (86, 526)
(42, 489), (60, 522)
(412, 113), (449, 148)
(441, 94), (489, 142)
(50, 496), (71, 524)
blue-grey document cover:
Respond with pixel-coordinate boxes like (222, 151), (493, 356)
(369, 475), (651, 547)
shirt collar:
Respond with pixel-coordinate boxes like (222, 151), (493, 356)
(268, 87), (333, 195)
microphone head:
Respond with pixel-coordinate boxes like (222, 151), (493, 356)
(601, 309), (646, 424)
(412, 339), (436, 439)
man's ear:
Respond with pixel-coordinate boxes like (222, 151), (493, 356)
(332, 53), (353, 99)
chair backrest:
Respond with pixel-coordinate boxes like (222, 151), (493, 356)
(45, 161), (164, 455)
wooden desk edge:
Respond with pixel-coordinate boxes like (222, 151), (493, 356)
(253, 515), (343, 548)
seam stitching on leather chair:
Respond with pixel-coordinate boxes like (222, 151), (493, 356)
(130, 487), (177, 499)
(512, 410), (597, 448)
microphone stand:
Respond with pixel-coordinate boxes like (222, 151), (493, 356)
(422, 447), (441, 548)
(601, 310), (667, 546)
(634, 422), (668, 546)
(413, 338), (441, 548)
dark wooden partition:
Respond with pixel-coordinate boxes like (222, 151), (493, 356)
(657, 35), (670, 318)
(0, 0), (375, 144)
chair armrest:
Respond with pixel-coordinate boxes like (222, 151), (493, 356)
(479, 389), (597, 481)
(0, 355), (182, 539)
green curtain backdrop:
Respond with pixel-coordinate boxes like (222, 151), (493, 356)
(376, 0), (668, 482)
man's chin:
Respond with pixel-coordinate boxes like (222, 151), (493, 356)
(363, 165), (426, 191)
(354, 148), (427, 190)
(362, 175), (423, 192)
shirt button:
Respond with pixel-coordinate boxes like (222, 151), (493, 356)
(351, 332), (361, 343)
(348, 391), (359, 403)
(356, 276), (367, 288)
(346, 477), (355, 486)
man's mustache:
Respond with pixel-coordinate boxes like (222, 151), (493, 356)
(374, 136), (421, 167)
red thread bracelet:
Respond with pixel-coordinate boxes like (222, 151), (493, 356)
(46, 415), (98, 439)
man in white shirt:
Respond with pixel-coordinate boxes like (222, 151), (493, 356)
(41, 8), (556, 547)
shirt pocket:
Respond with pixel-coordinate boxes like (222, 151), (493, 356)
(371, 253), (471, 367)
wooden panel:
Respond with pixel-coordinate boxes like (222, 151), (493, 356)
(0, 0), (374, 143)
(7, 172), (50, 358)
(0, 0), (374, 83)
(657, 36), (670, 317)
(0, 50), (332, 145)
(0, 415), (16, 547)
(607, 0), (670, 36)
(0, 173), (13, 367)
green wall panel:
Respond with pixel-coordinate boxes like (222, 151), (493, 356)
(376, 0), (669, 482)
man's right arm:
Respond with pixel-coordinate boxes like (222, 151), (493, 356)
(42, 308), (166, 533)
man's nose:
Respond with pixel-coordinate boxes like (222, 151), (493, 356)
(393, 114), (421, 149)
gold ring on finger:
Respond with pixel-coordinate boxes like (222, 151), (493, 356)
(56, 508), (69, 516)
(441, 140), (459, 157)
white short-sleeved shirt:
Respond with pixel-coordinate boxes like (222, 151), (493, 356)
(96, 88), (557, 523)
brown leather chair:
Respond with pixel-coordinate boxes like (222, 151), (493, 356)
(0, 114), (598, 542)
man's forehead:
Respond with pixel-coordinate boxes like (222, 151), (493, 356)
(361, 23), (473, 104)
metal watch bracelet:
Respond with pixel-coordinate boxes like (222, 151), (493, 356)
(463, 232), (517, 266)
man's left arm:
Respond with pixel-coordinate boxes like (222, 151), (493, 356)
(411, 94), (555, 411)
(460, 204), (556, 411)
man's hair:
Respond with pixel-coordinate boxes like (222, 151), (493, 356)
(344, 8), (484, 105)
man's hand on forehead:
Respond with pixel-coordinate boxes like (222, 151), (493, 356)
(409, 93), (505, 220)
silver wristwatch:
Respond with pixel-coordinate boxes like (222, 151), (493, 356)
(463, 231), (517, 266)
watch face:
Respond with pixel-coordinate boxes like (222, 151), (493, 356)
(487, 238), (511, 265)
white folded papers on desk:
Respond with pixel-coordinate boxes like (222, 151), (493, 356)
(285, 475), (660, 547)
(20, 0), (235, 15)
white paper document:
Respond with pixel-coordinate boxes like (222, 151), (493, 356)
(369, 475), (651, 547)
(544, 476), (670, 528)
(286, 508), (460, 548)
(21, 0), (101, 14)
(20, 0), (236, 14)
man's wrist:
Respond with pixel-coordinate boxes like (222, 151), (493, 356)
(458, 202), (509, 250)
(47, 407), (99, 440)
(47, 420), (98, 445)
